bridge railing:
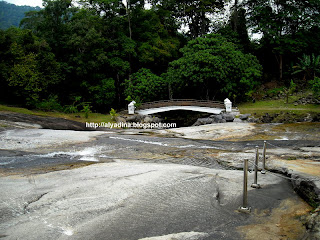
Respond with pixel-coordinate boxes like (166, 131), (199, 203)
(138, 99), (225, 110)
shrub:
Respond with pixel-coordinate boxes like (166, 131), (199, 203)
(63, 96), (82, 113)
(109, 108), (118, 120)
(81, 103), (92, 119)
(310, 77), (320, 97)
(35, 95), (63, 111)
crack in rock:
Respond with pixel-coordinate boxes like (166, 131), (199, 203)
(23, 192), (49, 214)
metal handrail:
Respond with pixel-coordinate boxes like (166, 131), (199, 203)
(138, 99), (225, 110)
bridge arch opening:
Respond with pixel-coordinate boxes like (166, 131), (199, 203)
(153, 110), (214, 128)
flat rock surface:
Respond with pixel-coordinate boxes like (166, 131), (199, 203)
(0, 112), (89, 131)
(0, 119), (319, 239)
(157, 122), (256, 140)
(0, 161), (310, 240)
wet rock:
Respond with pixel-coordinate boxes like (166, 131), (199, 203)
(126, 114), (144, 123)
(246, 117), (257, 123)
(305, 207), (320, 240)
(304, 114), (313, 122)
(143, 116), (153, 123)
(291, 174), (320, 208)
(310, 113), (320, 122)
(0, 159), (306, 240)
(213, 115), (223, 122)
(222, 113), (234, 122)
(260, 113), (276, 123)
(192, 118), (215, 126)
(151, 116), (162, 123)
(140, 232), (209, 240)
(240, 114), (251, 121)
(192, 113), (236, 126)
(233, 118), (243, 123)
(116, 116), (127, 123)
(294, 96), (320, 106)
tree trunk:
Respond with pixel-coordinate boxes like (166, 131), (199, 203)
(168, 83), (173, 100)
(116, 73), (121, 107)
(125, 0), (132, 39)
(232, 0), (239, 32)
(275, 54), (283, 81)
(125, 0), (132, 85)
(279, 54), (283, 81)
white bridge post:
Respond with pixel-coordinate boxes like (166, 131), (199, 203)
(128, 101), (136, 114)
(224, 98), (232, 112)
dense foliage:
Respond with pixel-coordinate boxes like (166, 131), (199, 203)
(166, 34), (262, 101)
(0, 0), (320, 112)
(124, 68), (167, 102)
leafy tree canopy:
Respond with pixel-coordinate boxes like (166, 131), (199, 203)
(166, 34), (262, 101)
(149, 0), (225, 38)
(124, 68), (167, 102)
(244, 0), (320, 80)
(0, 28), (62, 105)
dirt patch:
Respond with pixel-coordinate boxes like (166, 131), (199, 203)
(281, 159), (320, 177)
(238, 198), (312, 240)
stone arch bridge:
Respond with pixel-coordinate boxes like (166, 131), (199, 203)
(135, 99), (228, 115)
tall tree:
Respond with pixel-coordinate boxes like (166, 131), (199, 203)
(149, 0), (225, 38)
(165, 34), (262, 100)
(21, 0), (75, 58)
(216, 1), (251, 53)
(124, 68), (167, 102)
(245, 0), (320, 81)
(229, 0), (250, 51)
(131, 8), (183, 74)
(0, 28), (62, 105)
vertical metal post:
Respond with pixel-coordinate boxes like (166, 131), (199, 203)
(243, 159), (248, 207)
(238, 159), (251, 213)
(251, 146), (261, 188)
(261, 141), (267, 174)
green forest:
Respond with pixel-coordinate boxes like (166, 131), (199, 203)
(0, 1), (41, 29)
(0, 0), (320, 113)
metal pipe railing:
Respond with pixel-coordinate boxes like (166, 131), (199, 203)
(138, 99), (225, 110)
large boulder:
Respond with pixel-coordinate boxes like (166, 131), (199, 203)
(304, 206), (320, 240)
(116, 116), (127, 123)
(151, 116), (162, 123)
(259, 113), (275, 123)
(192, 118), (215, 126)
(126, 114), (144, 123)
(222, 113), (234, 122)
(213, 115), (223, 123)
(239, 114), (251, 121)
